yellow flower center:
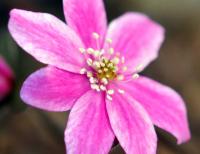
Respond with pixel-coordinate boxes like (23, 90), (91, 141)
(96, 58), (117, 81)
(78, 32), (141, 101)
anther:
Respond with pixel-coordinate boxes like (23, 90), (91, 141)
(109, 48), (114, 55)
(100, 85), (106, 91)
(106, 74), (110, 78)
(106, 94), (113, 101)
(101, 78), (108, 85)
(87, 71), (93, 78)
(135, 64), (143, 72)
(80, 68), (87, 74)
(112, 57), (120, 64)
(87, 48), (94, 54)
(117, 75), (124, 81)
(104, 68), (108, 72)
(92, 32), (100, 39)
(107, 89), (114, 95)
(106, 38), (113, 44)
(107, 63), (113, 68)
(87, 58), (93, 66)
(118, 89), (125, 94)
(100, 62), (105, 67)
(94, 50), (100, 57)
(122, 66), (127, 72)
(89, 77), (97, 84)
(91, 84), (100, 91)
(79, 48), (85, 53)
(132, 73), (139, 79)
(93, 61), (101, 68)
(98, 70), (103, 73)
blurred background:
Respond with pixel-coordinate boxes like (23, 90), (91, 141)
(0, 0), (200, 153)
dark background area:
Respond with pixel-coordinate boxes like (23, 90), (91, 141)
(0, 0), (200, 153)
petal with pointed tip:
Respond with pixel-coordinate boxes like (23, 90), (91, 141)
(20, 66), (90, 111)
(105, 13), (164, 74)
(117, 76), (191, 144)
(63, 0), (107, 48)
(65, 90), (114, 154)
(106, 91), (157, 154)
(9, 9), (86, 73)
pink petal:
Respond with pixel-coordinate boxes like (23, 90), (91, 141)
(106, 91), (157, 154)
(0, 74), (11, 100)
(65, 90), (114, 154)
(63, 0), (107, 48)
(9, 9), (86, 73)
(118, 76), (191, 144)
(20, 66), (90, 111)
(0, 56), (13, 80)
(0, 57), (13, 100)
(105, 13), (164, 73)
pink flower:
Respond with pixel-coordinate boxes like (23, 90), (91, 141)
(8, 0), (190, 153)
(0, 56), (13, 100)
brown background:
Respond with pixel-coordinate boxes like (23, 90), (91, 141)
(0, 0), (200, 153)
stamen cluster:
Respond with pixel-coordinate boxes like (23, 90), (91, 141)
(79, 32), (140, 101)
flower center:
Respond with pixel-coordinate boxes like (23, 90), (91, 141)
(78, 32), (140, 101)
(96, 58), (117, 81)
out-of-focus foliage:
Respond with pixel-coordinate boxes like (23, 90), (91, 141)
(0, 0), (200, 153)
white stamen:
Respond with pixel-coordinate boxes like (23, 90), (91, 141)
(93, 61), (101, 68)
(100, 85), (106, 91)
(117, 75), (124, 81)
(107, 89), (114, 95)
(91, 84), (100, 91)
(122, 66), (127, 72)
(104, 68), (108, 72)
(80, 68), (87, 74)
(109, 48), (114, 55)
(101, 78), (108, 85)
(94, 50), (100, 57)
(92, 32), (100, 39)
(118, 89), (125, 94)
(106, 74), (110, 78)
(135, 64), (143, 72)
(106, 94), (113, 101)
(132, 73), (139, 79)
(87, 71), (93, 78)
(87, 58), (93, 66)
(100, 62), (105, 67)
(89, 77), (97, 84)
(98, 70), (103, 73)
(106, 38), (112, 44)
(107, 63), (113, 68)
(112, 57), (120, 64)
(87, 48), (94, 54)
(79, 48), (85, 53)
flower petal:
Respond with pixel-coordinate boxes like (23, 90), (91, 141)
(63, 0), (107, 48)
(105, 13), (164, 74)
(65, 90), (114, 154)
(9, 9), (86, 73)
(118, 76), (191, 144)
(0, 75), (11, 100)
(0, 57), (13, 100)
(106, 91), (157, 154)
(20, 66), (90, 111)
(0, 56), (13, 80)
